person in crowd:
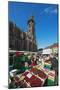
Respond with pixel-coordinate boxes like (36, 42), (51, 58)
(24, 62), (29, 71)
(27, 55), (31, 65)
(30, 57), (37, 67)
(49, 54), (58, 85)
(37, 56), (44, 69)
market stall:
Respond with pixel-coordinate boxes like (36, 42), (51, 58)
(9, 52), (56, 88)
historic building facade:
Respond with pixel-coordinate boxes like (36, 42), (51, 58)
(9, 16), (37, 52)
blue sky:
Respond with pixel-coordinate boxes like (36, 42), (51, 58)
(8, 1), (58, 49)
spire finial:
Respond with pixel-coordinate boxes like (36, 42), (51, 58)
(27, 16), (34, 24)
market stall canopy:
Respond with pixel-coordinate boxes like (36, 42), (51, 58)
(16, 51), (23, 57)
(42, 49), (52, 54)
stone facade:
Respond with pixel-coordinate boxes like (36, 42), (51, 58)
(9, 16), (37, 52)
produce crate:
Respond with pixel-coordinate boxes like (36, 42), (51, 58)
(47, 70), (55, 86)
(44, 63), (51, 70)
(22, 71), (44, 87)
(47, 79), (55, 86)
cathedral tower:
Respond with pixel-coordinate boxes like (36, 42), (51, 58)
(26, 16), (37, 51)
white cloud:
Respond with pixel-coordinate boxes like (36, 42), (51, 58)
(44, 7), (58, 14)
